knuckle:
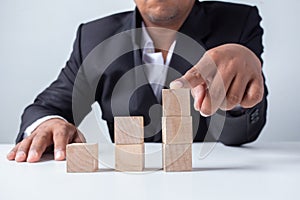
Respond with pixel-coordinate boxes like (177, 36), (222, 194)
(192, 71), (202, 80)
(54, 130), (68, 138)
(209, 90), (224, 102)
(227, 94), (241, 106)
(57, 123), (69, 132)
(18, 145), (29, 152)
(250, 92), (263, 103)
(35, 123), (49, 132)
(210, 94), (219, 103)
(226, 57), (243, 72)
(219, 103), (228, 111)
(58, 122), (75, 131)
(17, 146), (26, 152)
(186, 68), (202, 80)
(11, 145), (19, 153)
(18, 139), (30, 149)
(22, 136), (32, 143)
(34, 134), (49, 142)
(207, 48), (219, 60)
(227, 57), (235, 68)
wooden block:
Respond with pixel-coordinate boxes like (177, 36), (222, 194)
(162, 89), (191, 116)
(66, 143), (98, 173)
(162, 116), (193, 144)
(163, 143), (192, 172)
(115, 144), (144, 172)
(114, 116), (144, 144)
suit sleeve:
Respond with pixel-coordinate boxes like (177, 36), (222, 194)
(210, 6), (268, 146)
(15, 24), (84, 143)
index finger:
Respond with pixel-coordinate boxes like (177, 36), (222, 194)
(52, 124), (78, 161)
(170, 53), (217, 89)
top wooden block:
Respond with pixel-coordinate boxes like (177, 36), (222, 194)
(114, 116), (144, 144)
(162, 89), (191, 116)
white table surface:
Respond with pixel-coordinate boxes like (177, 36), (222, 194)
(0, 142), (299, 200)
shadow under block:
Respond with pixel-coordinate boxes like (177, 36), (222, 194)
(115, 144), (144, 172)
(163, 144), (192, 172)
(162, 89), (191, 117)
(162, 116), (193, 144)
(114, 116), (144, 144)
(66, 143), (98, 173)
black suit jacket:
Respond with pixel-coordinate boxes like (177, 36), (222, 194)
(16, 1), (268, 146)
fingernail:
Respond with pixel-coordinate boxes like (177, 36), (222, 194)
(27, 150), (38, 161)
(15, 151), (25, 160)
(7, 151), (15, 157)
(55, 150), (64, 160)
(7, 151), (15, 160)
(170, 80), (183, 89)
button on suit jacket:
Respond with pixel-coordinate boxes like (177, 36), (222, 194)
(16, 1), (268, 146)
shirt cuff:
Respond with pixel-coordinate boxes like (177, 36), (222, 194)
(23, 115), (67, 138)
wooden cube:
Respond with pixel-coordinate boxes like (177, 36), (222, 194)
(162, 116), (193, 144)
(66, 143), (98, 173)
(162, 89), (191, 116)
(114, 116), (144, 144)
(163, 144), (192, 172)
(115, 144), (144, 172)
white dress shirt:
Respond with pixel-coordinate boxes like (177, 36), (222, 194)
(23, 23), (176, 138)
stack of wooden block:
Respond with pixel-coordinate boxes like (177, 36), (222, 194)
(114, 116), (144, 172)
(162, 88), (193, 172)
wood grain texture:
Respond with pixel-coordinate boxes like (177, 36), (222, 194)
(162, 116), (193, 144)
(115, 144), (144, 172)
(66, 143), (98, 173)
(162, 89), (191, 117)
(114, 116), (144, 144)
(163, 143), (192, 172)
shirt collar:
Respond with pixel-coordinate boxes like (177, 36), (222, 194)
(141, 22), (155, 53)
(140, 22), (177, 65)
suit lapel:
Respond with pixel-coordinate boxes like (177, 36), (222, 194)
(166, 1), (212, 86)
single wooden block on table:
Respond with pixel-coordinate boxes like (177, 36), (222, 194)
(114, 116), (144, 144)
(162, 89), (191, 116)
(162, 116), (193, 144)
(66, 143), (98, 173)
(163, 143), (192, 172)
(115, 144), (144, 172)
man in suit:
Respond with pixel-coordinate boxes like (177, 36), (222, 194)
(7, 0), (267, 162)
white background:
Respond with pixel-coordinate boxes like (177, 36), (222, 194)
(0, 0), (299, 143)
